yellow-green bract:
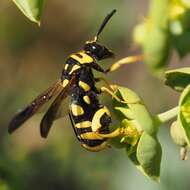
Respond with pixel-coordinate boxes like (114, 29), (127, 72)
(112, 86), (161, 181)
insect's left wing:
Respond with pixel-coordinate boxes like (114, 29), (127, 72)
(8, 80), (63, 134)
(40, 75), (77, 138)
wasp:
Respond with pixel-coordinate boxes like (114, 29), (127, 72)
(8, 10), (141, 151)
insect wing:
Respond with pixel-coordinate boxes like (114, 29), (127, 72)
(40, 75), (76, 138)
(8, 80), (63, 134)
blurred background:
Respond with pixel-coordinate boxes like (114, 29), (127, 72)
(0, 0), (190, 189)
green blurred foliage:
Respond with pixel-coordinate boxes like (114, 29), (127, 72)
(134, 0), (190, 73)
(134, 0), (171, 72)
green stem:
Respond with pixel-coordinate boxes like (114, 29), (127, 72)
(156, 106), (179, 124)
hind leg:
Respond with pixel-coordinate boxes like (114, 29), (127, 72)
(91, 106), (136, 139)
(95, 126), (138, 139)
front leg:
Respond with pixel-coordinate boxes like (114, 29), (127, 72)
(91, 55), (142, 74)
(91, 62), (106, 73)
(105, 55), (143, 73)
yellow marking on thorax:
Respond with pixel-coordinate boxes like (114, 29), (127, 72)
(81, 141), (107, 152)
(91, 106), (111, 132)
(69, 65), (80, 74)
(83, 95), (91, 104)
(64, 64), (69, 70)
(80, 132), (104, 140)
(75, 121), (91, 128)
(71, 104), (84, 116)
(71, 51), (94, 64)
(79, 81), (90, 91)
(62, 79), (69, 87)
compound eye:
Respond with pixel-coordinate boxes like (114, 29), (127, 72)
(92, 45), (96, 50)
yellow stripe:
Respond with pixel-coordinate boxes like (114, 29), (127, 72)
(62, 79), (69, 87)
(83, 95), (91, 104)
(71, 52), (93, 64)
(71, 104), (84, 116)
(91, 106), (111, 132)
(64, 64), (69, 70)
(79, 81), (90, 91)
(69, 65), (80, 74)
(80, 132), (104, 140)
(75, 121), (92, 128)
(81, 141), (107, 152)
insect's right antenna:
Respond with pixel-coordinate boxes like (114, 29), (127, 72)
(94, 9), (116, 41)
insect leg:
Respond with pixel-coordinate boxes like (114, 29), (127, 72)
(100, 86), (139, 104)
(105, 55), (143, 73)
(94, 77), (115, 91)
(95, 77), (139, 104)
(91, 62), (105, 73)
(94, 127), (135, 139)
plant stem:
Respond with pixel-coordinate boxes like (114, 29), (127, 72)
(156, 106), (179, 124)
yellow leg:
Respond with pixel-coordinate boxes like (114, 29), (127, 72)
(95, 77), (139, 104)
(106, 55), (143, 73)
(95, 127), (136, 139)
(95, 77), (116, 91)
(100, 86), (138, 104)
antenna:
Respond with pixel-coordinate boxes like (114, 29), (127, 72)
(94, 9), (116, 41)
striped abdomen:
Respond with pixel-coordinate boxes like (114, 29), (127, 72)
(69, 69), (111, 151)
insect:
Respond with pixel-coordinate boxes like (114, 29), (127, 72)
(8, 9), (141, 151)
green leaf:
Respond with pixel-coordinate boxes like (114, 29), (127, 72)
(115, 86), (157, 135)
(165, 67), (190, 92)
(112, 91), (135, 121)
(173, 31), (190, 57)
(178, 85), (190, 145)
(112, 86), (162, 180)
(136, 132), (162, 182)
(114, 107), (135, 120)
(126, 143), (140, 166)
(12, 0), (44, 25)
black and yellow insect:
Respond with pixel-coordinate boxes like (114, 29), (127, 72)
(8, 10), (140, 151)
